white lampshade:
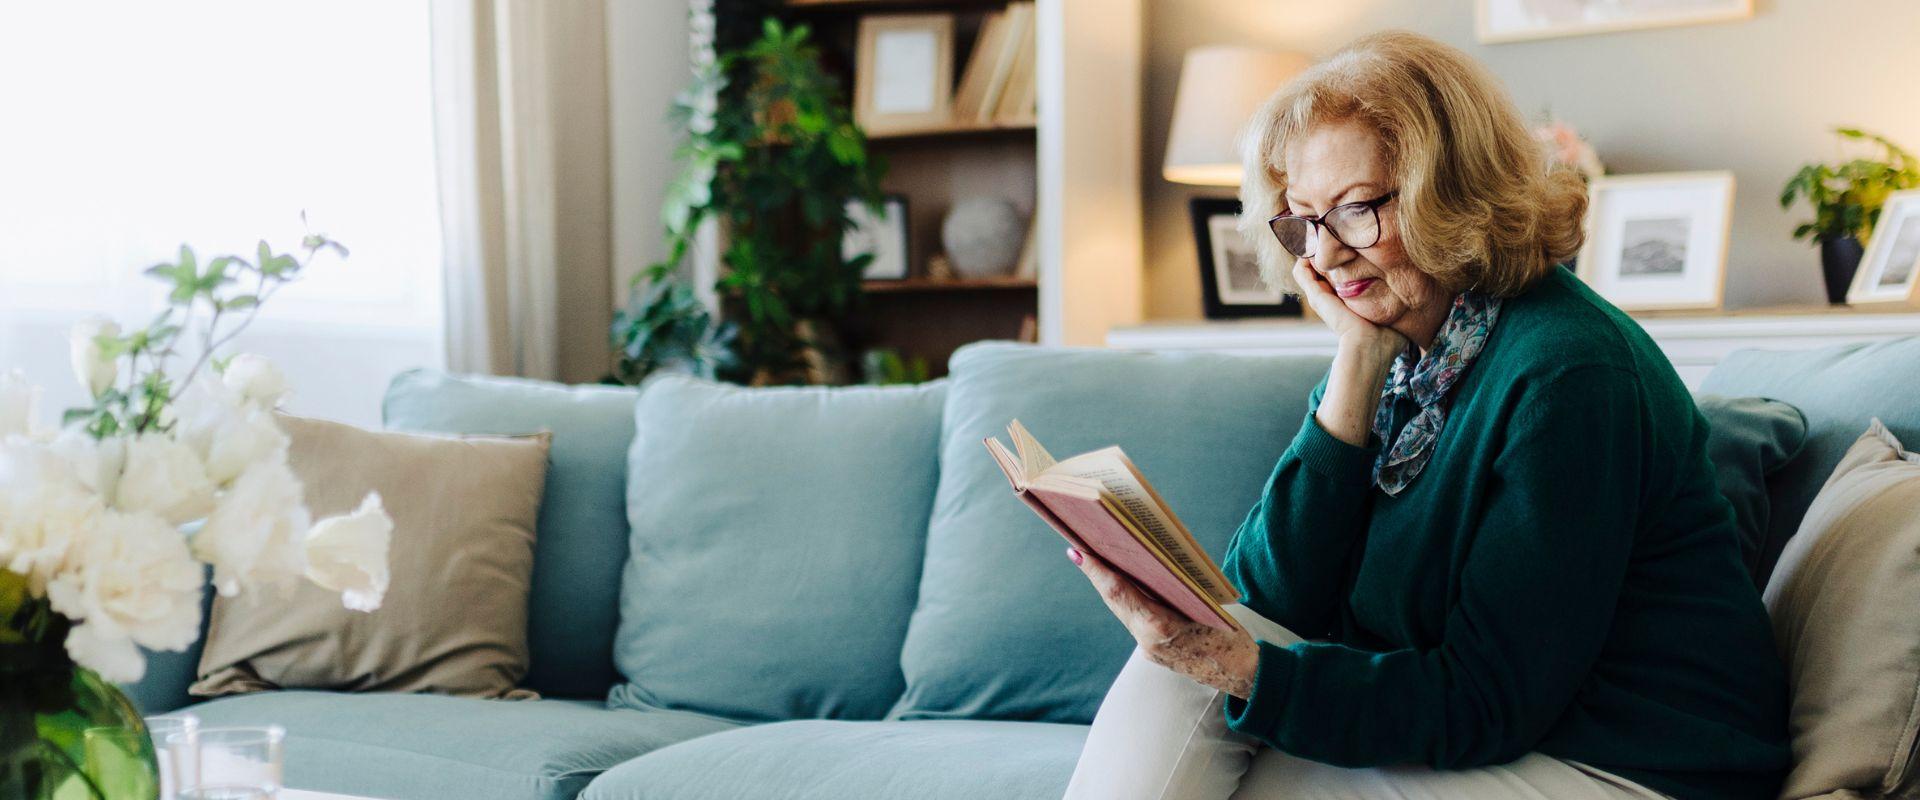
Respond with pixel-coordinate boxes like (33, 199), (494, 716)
(1163, 47), (1311, 187)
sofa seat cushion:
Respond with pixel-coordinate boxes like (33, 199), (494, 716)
(580, 719), (1085, 800)
(185, 691), (737, 800)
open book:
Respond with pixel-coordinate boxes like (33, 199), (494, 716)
(985, 420), (1244, 632)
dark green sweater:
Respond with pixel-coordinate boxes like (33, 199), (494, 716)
(1221, 268), (1791, 800)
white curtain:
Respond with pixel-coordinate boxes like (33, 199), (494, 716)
(429, 0), (613, 382)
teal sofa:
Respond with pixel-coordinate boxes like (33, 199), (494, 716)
(124, 337), (1920, 800)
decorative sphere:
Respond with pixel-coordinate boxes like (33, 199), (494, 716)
(941, 197), (1026, 278)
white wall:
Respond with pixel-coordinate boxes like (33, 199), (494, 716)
(1141, 0), (1920, 319)
(606, 0), (692, 306)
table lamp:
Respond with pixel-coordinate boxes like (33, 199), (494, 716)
(1163, 47), (1311, 186)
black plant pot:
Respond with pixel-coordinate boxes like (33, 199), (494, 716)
(1820, 235), (1864, 305)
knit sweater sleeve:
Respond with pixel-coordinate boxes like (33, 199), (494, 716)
(1223, 365), (1645, 769)
(1221, 380), (1379, 640)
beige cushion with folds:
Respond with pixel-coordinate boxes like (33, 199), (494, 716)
(1763, 420), (1920, 800)
(193, 414), (551, 699)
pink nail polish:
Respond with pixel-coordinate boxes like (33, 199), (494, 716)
(1067, 548), (1083, 565)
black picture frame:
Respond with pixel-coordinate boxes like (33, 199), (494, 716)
(845, 193), (911, 280)
(1190, 197), (1301, 319)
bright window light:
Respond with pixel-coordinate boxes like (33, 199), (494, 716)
(0, 1), (444, 427)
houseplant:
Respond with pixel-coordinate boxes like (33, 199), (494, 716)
(1781, 127), (1920, 303)
(613, 1), (887, 387)
(1, 233), (392, 799)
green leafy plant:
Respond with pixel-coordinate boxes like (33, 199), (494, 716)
(861, 348), (930, 385)
(64, 230), (346, 439)
(1781, 128), (1920, 245)
(614, 15), (885, 387)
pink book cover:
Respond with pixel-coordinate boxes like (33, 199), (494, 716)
(1024, 486), (1240, 632)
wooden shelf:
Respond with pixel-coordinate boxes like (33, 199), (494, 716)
(864, 277), (1036, 293)
(786, 0), (1009, 12)
(867, 121), (1036, 142)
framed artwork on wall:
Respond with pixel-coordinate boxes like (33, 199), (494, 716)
(1848, 189), (1920, 306)
(1190, 197), (1302, 319)
(844, 194), (911, 280)
(1576, 171), (1734, 312)
(853, 14), (954, 136)
(1477, 0), (1753, 44)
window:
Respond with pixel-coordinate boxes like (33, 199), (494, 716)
(0, 1), (444, 428)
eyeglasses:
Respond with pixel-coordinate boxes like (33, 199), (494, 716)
(1267, 190), (1398, 258)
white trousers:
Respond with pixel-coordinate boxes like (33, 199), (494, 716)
(1062, 605), (1671, 800)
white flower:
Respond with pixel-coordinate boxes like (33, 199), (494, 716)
(113, 433), (216, 526)
(221, 353), (288, 409)
(172, 377), (288, 486)
(0, 440), (104, 593)
(45, 509), (204, 682)
(1, 370), (39, 438)
(305, 492), (392, 612)
(69, 318), (121, 399)
(193, 459), (311, 596)
(48, 427), (125, 501)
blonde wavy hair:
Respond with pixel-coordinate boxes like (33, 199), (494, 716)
(1237, 31), (1588, 297)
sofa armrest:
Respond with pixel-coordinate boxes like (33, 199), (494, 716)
(121, 580), (214, 713)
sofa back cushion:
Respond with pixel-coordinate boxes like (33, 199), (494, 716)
(382, 369), (641, 698)
(1698, 336), (1920, 583)
(1762, 421), (1920, 799)
(890, 343), (1330, 724)
(610, 376), (947, 722)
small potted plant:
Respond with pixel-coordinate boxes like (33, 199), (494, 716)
(1780, 128), (1919, 304)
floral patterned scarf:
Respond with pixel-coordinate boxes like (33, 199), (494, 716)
(1371, 292), (1502, 496)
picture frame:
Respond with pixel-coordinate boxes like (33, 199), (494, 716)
(854, 14), (954, 136)
(1848, 189), (1920, 306)
(844, 194), (911, 281)
(1575, 171), (1734, 312)
(1190, 197), (1302, 319)
(1476, 0), (1752, 44)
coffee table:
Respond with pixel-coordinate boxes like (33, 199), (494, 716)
(281, 790), (385, 800)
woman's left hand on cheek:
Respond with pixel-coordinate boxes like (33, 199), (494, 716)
(1067, 546), (1261, 699)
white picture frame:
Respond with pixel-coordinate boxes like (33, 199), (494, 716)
(1849, 189), (1920, 306)
(844, 195), (910, 280)
(1477, 0), (1752, 44)
(1576, 171), (1734, 312)
(854, 14), (954, 136)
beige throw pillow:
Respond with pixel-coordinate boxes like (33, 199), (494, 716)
(1763, 420), (1920, 800)
(192, 414), (551, 699)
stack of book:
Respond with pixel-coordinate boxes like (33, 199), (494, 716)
(951, 1), (1037, 127)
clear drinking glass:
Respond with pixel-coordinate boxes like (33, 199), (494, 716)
(193, 725), (285, 797)
(146, 713), (200, 800)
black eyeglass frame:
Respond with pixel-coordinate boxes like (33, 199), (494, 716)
(1266, 190), (1399, 258)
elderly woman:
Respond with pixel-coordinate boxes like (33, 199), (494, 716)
(1062, 31), (1790, 800)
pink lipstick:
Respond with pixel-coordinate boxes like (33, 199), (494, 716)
(1335, 278), (1377, 299)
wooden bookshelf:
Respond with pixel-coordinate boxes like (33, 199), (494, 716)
(789, 0), (1040, 375)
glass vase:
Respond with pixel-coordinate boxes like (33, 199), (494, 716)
(2, 598), (161, 799)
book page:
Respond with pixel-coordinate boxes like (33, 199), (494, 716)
(1044, 447), (1239, 604)
(1006, 419), (1056, 476)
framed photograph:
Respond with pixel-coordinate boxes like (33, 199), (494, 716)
(1477, 0), (1752, 44)
(1190, 197), (1302, 319)
(1849, 189), (1920, 306)
(854, 14), (954, 136)
(844, 194), (910, 280)
(1576, 171), (1734, 311)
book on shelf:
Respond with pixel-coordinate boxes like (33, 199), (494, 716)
(985, 420), (1244, 631)
(952, 1), (1033, 126)
(990, 2), (1038, 124)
